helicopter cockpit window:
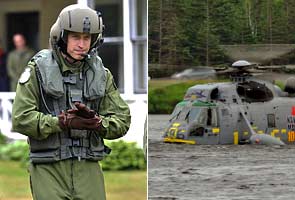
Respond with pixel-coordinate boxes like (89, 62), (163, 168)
(211, 88), (219, 100)
(173, 106), (191, 122)
(169, 104), (183, 122)
(197, 109), (207, 125)
(188, 107), (217, 126)
(237, 81), (273, 102)
(188, 107), (203, 123)
(208, 108), (218, 126)
(188, 107), (218, 137)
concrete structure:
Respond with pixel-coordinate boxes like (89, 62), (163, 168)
(220, 44), (295, 64)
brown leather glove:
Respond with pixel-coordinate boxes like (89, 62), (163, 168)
(67, 102), (96, 119)
(67, 113), (102, 130)
(58, 111), (102, 130)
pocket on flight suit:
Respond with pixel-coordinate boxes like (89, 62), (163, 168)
(29, 133), (60, 152)
(29, 133), (60, 163)
(87, 132), (105, 161)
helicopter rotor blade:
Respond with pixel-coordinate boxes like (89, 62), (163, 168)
(215, 60), (286, 78)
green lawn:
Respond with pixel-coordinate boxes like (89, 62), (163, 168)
(0, 161), (146, 200)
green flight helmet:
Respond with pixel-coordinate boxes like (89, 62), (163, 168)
(49, 20), (59, 49)
(50, 4), (104, 54)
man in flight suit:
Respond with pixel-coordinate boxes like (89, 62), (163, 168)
(12, 4), (131, 200)
(7, 33), (34, 91)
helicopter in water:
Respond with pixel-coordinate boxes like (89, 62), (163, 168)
(163, 60), (295, 145)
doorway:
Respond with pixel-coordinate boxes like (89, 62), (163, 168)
(6, 12), (39, 52)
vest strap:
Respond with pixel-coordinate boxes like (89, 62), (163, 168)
(53, 100), (60, 116)
(61, 138), (90, 148)
(63, 75), (77, 84)
(70, 89), (83, 102)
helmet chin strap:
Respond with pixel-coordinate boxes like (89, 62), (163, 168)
(63, 51), (83, 64)
(53, 46), (83, 69)
(59, 46), (82, 64)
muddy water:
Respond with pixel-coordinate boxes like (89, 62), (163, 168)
(148, 114), (295, 200)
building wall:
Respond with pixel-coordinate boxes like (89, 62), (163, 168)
(0, 0), (40, 51)
(0, 0), (75, 51)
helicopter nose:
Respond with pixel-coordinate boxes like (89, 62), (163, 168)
(166, 128), (186, 139)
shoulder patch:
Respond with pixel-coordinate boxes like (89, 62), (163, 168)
(19, 68), (32, 84)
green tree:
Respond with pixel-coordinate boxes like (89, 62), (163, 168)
(148, 0), (295, 78)
(148, 0), (161, 64)
(285, 0), (295, 43)
(272, 0), (289, 43)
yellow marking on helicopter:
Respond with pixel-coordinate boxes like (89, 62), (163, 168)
(172, 123), (181, 127)
(252, 126), (258, 130)
(257, 130), (264, 134)
(271, 129), (279, 137)
(233, 131), (239, 145)
(168, 127), (178, 138)
(288, 131), (295, 142)
(167, 123), (182, 138)
(281, 129), (287, 134)
(243, 131), (249, 136)
(190, 95), (197, 100)
(273, 129), (279, 133)
(212, 128), (220, 134)
(164, 137), (196, 144)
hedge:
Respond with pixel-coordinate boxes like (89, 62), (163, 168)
(0, 140), (146, 171)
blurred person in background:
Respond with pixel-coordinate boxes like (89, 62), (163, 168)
(0, 38), (9, 91)
(12, 4), (130, 200)
(7, 33), (34, 91)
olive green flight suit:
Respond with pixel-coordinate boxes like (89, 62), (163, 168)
(29, 160), (106, 200)
(7, 47), (35, 91)
(12, 52), (131, 200)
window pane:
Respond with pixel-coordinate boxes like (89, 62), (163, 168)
(95, 1), (123, 37)
(132, 0), (147, 94)
(136, 0), (147, 37)
(98, 44), (124, 92)
(133, 42), (147, 93)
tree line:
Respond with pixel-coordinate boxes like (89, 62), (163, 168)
(149, 0), (295, 73)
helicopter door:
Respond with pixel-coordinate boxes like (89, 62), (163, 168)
(218, 106), (239, 144)
(203, 107), (219, 144)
